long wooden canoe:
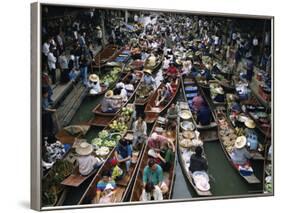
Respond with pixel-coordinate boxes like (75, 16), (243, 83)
(78, 130), (146, 205)
(144, 78), (180, 124)
(177, 101), (212, 196)
(182, 75), (218, 141)
(92, 44), (121, 69)
(130, 116), (177, 201)
(90, 71), (143, 127)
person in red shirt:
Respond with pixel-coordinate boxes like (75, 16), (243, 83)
(166, 62), (178, 78)
(192, 93), (204, 112)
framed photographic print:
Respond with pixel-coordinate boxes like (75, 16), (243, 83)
(31, 1), (274, 211)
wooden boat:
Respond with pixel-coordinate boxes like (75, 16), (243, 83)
(177, 101), (212, 196)
(134, 83), (155, 106)
(57, 104), (135, 206)
(92, 44), (121, 69)
(78, 130), (146, 204)
(90, 71), (143, 127)
(144, 53), (164, 73)
(200, 88), (263, 184)
(216, 111), (261, 184)
(144, 79), (180, 124)
(130, 116), (177, 201)
(181, 75), (218, 141)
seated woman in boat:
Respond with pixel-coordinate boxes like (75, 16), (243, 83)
(166, 103), (179, 131)
(101, 90), (122, 113)
(157, 140), (175, 172)
(148, 132), (172, 153)
(170, 77), (178, 94)
(114, 138), (132, 173)
(95, 170), (117, 203)
(143, 159), (168, 194)
(141, 182), (163, 201)
(196, 102), (212, 126)
(155, 83), (173, 107)
(143, 69), (156, 88)
(165, 62), (178, 78)
(88, 74), (101, 95)
(115, 82), (128, 102)
(230, 136), (253, 172)
(244, 119), (259, 151)
(192, 93), (204, 112)
(132, 115), (147, 149)
(213, 87), (225, 103)
(75, 142), (102, 176)
(124, 76), (135, 97)
(189, 146), (208, 173)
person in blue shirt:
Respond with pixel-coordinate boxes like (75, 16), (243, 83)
(114, 139), (132, 173)
(143, 159), (164, 188)
(197, 102), (212, 126)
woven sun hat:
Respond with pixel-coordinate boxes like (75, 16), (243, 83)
(96, 26), (101, 29)
(215, 87), (224, 95)
(176, 59), (182, 65)
(245, 119), (256, 129)
(89, 74), (99, 82)
(75, 142), (93, 156)
(105, 90), (113, 97)
(234, 136), (247, 149)
(143, 69), (152, 75)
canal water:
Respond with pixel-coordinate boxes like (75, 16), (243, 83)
(66, 68), (263, 204)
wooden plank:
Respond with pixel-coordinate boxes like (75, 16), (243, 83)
(243, 175), (261, 184)
(61, 172), (94, 187)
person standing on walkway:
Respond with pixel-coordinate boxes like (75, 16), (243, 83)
(47, 48), (57, 84)
(79, 54), (89, 87)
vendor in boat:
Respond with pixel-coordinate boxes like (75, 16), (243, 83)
(95, 170), (117, 203)
(124, 77), (135, 97)
(196, 101), (212, 126)
(148, 132), (173, 153)
(132, 115), (147, 149)
(114, 138), (132, 173)
(170, 77), (178, 94)
(141, 181), (163, 201)
(155, 83), (173, 106)
(131, 44), (142, 60)
(192, 93), (204, 112)
(166, 103), (179, 131)
(157, 140), (175, 172)
(165, 62), (178, 78)
(230, 136), (252, 169)
(88, 74), (101, 95)
(143, 159), (168, 194)
(109, 158), (124, 181)
(115, 82), (128, 102)
(189, 146), (208, 173)
(75, 142), (102, 176)
(143, 69), (156, 88)
(101, 90), (121, 113)
(163, 55), (171, 71)
(244, 119), (259, 151)
(213, 87), (225, 103)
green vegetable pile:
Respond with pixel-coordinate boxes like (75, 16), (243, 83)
(42, 160), (74, 206)
(101, 67), (121, 86)
(136, 84), (153, 98)
(120, 107), (134, 121)
(91, 129), (122, 148)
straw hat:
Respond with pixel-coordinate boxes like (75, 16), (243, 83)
(144, 69), (152, 75)
(89, 74), (99, 82)
(75, 142), (93, 156)
(234, 136), (247, 149)
(215, 87), (224, 95)
(245, 119), (256, 129)
(96, 26), (101, 30)
(175, 59), (182, 65)
(105, 90), (113, 97)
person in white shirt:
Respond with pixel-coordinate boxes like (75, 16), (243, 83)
(75, 142), (101, 176)
(116, 82), (128, 102)
(58, 51), (69, 83)
(132, 115), (147, 148)
(141, 182), (163, 201)
(163, 56), (170, 71)
(47, 49), (57, 84)
(88, 74), (102, 95)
